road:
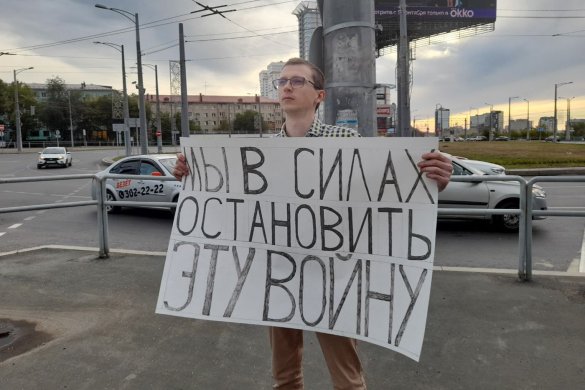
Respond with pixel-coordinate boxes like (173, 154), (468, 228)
(1, 148), (584, 272)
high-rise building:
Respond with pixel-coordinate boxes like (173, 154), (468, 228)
(292, 1), (321, 60)
(259, 61), (285, 100)
(435, 108), (450, 137)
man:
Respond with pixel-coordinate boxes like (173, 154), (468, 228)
(174, 58), (452, 389)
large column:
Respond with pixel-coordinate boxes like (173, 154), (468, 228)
(322, 1), (376, 137)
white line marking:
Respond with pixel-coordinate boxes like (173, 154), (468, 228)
(579, 230), (585, 272)
(24, 216), (36, 221)
(8, 224), (22, 229)
(0, 232), (5, 237)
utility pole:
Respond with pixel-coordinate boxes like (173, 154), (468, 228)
(179, 23), (189, 138)
(396, 0), (411, 136)
(322, 0), (376, 137)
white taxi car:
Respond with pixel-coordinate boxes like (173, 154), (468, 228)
(92, 154), (182, 213)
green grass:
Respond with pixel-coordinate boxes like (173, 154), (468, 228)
(439, 141), (585, 169)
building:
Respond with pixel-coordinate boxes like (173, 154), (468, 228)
(435, 107), (450, 137)
(293, 1), (321, 60)
(470, 111), (504, 133)
(259, 61), (285, 100)
(148, 94), (283, 135)
(27, 82), (113, 102)
(538, 117), (555, 133)
(509, 119), (532, 132)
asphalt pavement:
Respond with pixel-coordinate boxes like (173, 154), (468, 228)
(0, 246), (583, 390)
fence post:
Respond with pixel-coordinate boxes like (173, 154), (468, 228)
(96, 176), (110, 258)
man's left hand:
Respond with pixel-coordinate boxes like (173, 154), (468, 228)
(418, 151), (452, 192)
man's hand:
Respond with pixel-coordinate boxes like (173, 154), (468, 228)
(173, 153), (189, 181)
(418, 151), (452, 192)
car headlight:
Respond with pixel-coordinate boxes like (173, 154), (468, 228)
(57, 155), (65, 161)
(38, 156), (45, 162)
(532, 186), (547, 199)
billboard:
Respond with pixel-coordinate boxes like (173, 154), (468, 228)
(375, 0), (497, 49)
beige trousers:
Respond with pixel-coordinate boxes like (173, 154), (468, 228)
(269, 327), (367, 390)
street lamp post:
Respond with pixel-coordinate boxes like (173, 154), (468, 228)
(553, 81), (572, 143)
(67, 90), (74, 147)
(560, 96), (576, 141)
(508, 96), (519, 134)
(94, 41), (131, 156)
(435, 103), (442, 137)
(485, 103), (493, 140)
(523, 98), (530, 140)
(95, 3), (148, 154)
(144, 64), (162, 153)
(13, 66), (34, 153)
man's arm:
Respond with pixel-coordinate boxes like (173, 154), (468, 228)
(418, 151), (452, 192)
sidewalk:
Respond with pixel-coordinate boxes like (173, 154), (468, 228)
(1, 247), (583, 389)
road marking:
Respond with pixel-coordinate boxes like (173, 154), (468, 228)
(24, 216), (35, 221)
(8, 223), (22, 229)
(0, 232), (5, 237)
(579, 227), (585, 272)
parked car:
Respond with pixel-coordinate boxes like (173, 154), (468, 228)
(91, 154), (182, 213)
(37, 147), (72, 168)
(438, 156), (547, 231)
(495, 136), (510, 141)
(453, 157), (506, 175)
(544, 136), (560, 142)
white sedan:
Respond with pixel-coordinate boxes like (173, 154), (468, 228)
(439, 157), (547, 231)
(92, 154), (182, 213)
(37, 147), (72, 168)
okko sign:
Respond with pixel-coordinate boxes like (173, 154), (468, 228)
(156, 136), (439, 361)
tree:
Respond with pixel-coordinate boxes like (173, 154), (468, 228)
(38, 77), (69, 135)
(0, 78), (37, 138)
(233, 110), (266, 134)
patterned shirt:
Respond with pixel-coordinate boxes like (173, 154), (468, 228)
(276, 117), (360, 138)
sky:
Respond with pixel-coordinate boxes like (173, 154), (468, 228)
(1, 0), (583, 131)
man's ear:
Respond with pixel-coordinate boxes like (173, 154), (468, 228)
(315, 89), (326, 106)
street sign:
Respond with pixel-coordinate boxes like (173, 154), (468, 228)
(156, 131), (161, 137)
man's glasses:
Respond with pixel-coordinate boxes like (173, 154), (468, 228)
(272, 77), (317, 90)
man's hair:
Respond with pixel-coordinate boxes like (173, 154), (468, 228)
(283, 57), (325, 90)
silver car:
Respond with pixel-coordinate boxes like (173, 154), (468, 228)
(455, 157), (506, 175)
(37, 147), (72, 168)
(439, 157), (547, 231)
(92, 154), (181, 213)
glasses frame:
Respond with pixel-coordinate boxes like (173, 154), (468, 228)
(272, 77), (318, 90)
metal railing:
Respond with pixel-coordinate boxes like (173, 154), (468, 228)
(1, 173), (584, 281)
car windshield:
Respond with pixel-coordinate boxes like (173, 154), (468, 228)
(43, 148), (65, 154)
(158, 157), (177, 175)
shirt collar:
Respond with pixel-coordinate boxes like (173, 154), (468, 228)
(278, 117), (323, 137)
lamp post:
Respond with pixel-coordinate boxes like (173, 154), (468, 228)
(559, 96), (575, 141)
(508, 96), (519, 134)
(435, 103), (442, 137)
(67, 90), (75, 147)
(143, 64), (162, 153)
(523, 98), (530, 140)
(94, 41), (131, 156)
(13, 66), (34, 153)
(484, 103), (493, 140)
(95, 3), (148, 154)
(553, 81), (572, 143)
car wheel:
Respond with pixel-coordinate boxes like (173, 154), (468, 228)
(37, 165), (42, 169)
(494, 200), (520, 231)
(69, 160), (72, 167)
(106, 191), (121, 213)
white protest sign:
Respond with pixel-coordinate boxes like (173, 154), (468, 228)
(156, 136), (439, 361)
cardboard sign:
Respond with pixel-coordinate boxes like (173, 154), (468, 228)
(156, 136), (439, 361)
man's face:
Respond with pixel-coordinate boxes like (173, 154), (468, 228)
(277, 64), (324, 115)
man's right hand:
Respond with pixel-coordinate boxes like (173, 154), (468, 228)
(173, 153), (189, 180)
